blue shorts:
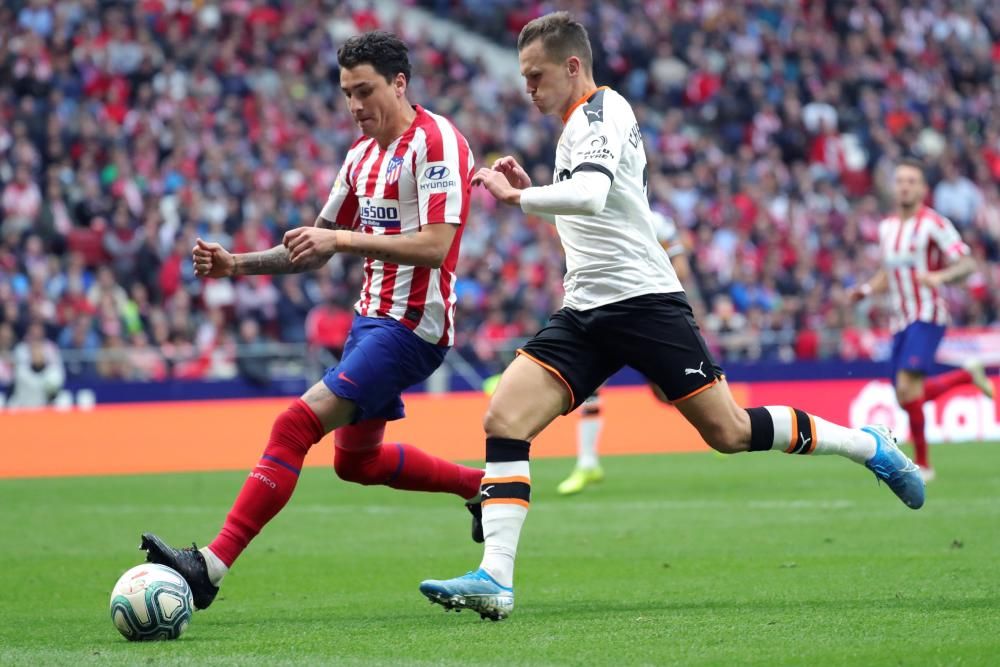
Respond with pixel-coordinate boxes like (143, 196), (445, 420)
(323, 316), (448, 423)
(890, 321), (946, 382)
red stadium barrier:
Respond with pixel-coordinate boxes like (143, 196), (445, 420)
(2, 379), (995, 479)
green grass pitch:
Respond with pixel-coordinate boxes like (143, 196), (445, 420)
(2, 444), (999, 666)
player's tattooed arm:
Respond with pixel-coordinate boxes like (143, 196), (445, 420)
(232, 245), (301, 276)
(231, 217), (345, 276)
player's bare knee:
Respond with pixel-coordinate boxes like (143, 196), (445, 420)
(896, 385), (921, 405)
(483, 405), (522, 440)
(894, 371), (924, 405)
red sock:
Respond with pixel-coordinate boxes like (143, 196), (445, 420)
(384, 443), (484, 498)
(208, 399), (325, 567)
(902, 399), (929, 468)
(334, 423), (483, 498)
(335, 444), (483, 498)
(923, 369), (973, 401)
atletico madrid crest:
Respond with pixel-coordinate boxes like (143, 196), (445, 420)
(385, 156), (405, 185)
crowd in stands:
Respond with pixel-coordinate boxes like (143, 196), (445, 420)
(2, 0), (1000, 403)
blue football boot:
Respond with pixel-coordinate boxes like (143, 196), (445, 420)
(862, 425), (925, 509)
(419, 568), (514, 621)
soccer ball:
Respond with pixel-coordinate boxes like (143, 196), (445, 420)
(109, 564), (194, 641)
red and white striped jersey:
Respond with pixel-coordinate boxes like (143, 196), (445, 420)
(319, 105), (474, 346)
(877, 205), (971, 333)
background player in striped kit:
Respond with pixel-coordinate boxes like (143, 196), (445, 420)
(139, 31), (484, 610)
(419, 12), (926, 621)
(851, 159), (993, 480)
(557, 211), (693, 495)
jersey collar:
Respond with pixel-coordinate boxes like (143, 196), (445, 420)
(562, 86), (609, 124)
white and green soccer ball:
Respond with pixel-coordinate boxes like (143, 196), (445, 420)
(109, 563), (193, 641)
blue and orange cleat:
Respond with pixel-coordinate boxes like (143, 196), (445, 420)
(862, 425), (925, 510)
(419, 568), (514, 621)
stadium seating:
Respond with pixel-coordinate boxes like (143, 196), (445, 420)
(1, 0), (999, 402)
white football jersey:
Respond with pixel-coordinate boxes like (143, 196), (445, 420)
(550, 87), (682, 310)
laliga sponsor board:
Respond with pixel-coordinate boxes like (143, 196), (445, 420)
(2, 381), (995, 478)
(749, 378), (1000, 444)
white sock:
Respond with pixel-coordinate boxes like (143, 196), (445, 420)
(199, 546), (229, 586)
(577, 416), (602, 470)
(479, 460), (529, 589)
(810, 417), (877, 463)
(762, 406), (876, 463)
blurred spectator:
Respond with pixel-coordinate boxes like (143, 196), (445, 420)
(235, 317), (271, 386)
(2, 165), (41, 237)
(126, 331), (168, 381)
(0, 323), (16, 397)
(59, 313), (100, 377)
(934, 162), (984, 228)
(8, 338), (65, 408)
(276, 275), (314, 344)
(306, 280), (354, 359)
(103, 203), (145, 282)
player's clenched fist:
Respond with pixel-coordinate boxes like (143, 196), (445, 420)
(192, 237), (235, 278)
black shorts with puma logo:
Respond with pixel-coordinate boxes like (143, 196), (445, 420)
(517, 292), (724, 413)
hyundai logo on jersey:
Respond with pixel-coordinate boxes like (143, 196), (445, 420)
(424, 165), (450, 180)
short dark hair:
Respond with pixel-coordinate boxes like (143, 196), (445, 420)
(337, 31), (411, 83)
(896, 157), (927, 181)
(517, 11), (593, 72)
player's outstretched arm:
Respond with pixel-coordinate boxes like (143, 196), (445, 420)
(231, 244), (309, 276)
(518, 170), (612, 216)
(284, 222), (457, 270)
(472, 166), (611, 217)
(850, 269), (888, 302)
(192, 217), (341, 279)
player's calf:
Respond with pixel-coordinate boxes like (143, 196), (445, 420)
(679, 399), (750, 454)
